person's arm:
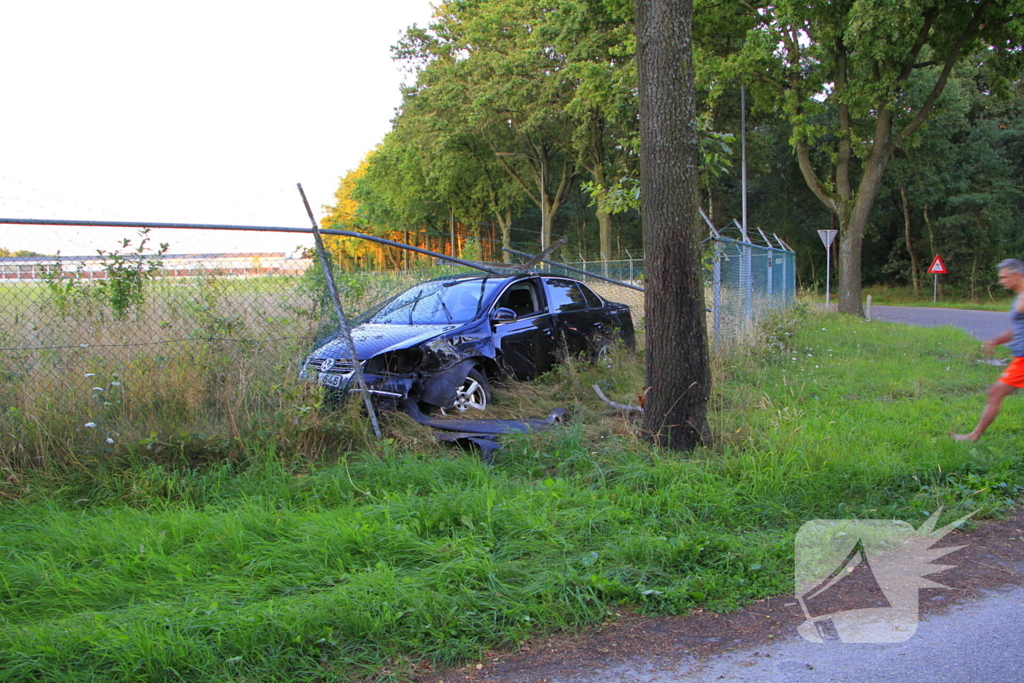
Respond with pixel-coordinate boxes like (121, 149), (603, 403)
(985, 329), (1014, 354)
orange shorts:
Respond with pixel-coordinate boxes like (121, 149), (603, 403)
(1000, 357), (1024, 388)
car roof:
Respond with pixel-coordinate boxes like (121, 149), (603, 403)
(425, 272), (581, 286)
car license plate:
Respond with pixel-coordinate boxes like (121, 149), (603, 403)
(319, 373), (342, 388)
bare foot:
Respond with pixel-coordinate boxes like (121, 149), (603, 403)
(950, 431), (979, 442)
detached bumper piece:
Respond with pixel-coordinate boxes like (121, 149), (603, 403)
(400, 399), (568, 462)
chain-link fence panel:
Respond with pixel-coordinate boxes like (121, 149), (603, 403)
(556, 236), (796, 350)
(706, 235), (796, 346)
(0, 222), (794, 468)
(0, 242), (507, 466)
(0, 240), (328, 466)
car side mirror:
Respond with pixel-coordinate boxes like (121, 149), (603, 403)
(491, 307), (517, 323)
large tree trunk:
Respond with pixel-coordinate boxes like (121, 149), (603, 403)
(837, 143), (890, 315)
(636, 0), (711, 451)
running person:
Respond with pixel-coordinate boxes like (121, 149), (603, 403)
(951, 258), (1024, 442)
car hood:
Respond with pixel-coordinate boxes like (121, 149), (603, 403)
(312, 323), (463, 361)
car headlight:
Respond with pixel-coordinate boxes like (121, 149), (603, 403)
(364, 349), (423, 375)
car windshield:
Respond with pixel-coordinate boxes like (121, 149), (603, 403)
(363, 278), (505, 325)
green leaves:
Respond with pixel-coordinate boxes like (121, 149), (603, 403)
(96, 229), (170, 321)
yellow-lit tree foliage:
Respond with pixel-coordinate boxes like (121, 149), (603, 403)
(321, 152), (415, 271)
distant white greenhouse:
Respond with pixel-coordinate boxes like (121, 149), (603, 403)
(0, 253), (312, 281)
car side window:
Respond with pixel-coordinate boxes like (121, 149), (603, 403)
(546, 279), (587, 313)
(497, 281), (540, 317)
(579, 283), (603, 309)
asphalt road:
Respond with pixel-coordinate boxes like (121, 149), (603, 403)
(869, 305), (1010, 341)
(589, 585), (1024, 683)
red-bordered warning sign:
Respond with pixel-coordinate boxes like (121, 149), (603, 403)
(927, 254), (947, 274)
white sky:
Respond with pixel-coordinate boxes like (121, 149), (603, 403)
(0, 0), (436, 256)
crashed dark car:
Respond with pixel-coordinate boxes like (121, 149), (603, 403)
(302, 274), (635, 412)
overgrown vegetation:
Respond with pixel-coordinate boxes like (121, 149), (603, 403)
(1, 309), (1020, 682)
(39, 229), (170, 319)
(0, 263), (503, 473)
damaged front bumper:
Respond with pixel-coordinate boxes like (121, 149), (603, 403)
(302, 359), (415, 404)
(302, 327), (495, 411)
(302, 354), (482, 411)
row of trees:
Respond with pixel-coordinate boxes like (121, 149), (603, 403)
(324, 0), (1023, 311)
(323, 0), (641, 267)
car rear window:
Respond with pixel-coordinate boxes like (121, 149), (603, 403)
(579, 283), (604, 309)
(546, 279), (587, 313)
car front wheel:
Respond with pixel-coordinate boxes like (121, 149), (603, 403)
(451, 368), (490, 412)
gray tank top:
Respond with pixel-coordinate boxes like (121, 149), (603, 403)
(1010, 296), (1024, 357)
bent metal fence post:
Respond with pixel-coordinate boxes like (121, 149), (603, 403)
(298, 184), (380, 439)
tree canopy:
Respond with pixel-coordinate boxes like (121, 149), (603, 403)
(325, 0), (1024, 305)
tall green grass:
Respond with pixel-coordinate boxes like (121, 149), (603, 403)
(1, 309), (1021, 682)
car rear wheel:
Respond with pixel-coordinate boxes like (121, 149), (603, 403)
(587, 337), (618, 368)
(452, 368), (490, 412)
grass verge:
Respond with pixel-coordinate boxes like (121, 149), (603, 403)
(1, 308), (1022, 682)
(851, 284), (1015, 311)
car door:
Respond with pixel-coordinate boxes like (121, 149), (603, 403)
(491, 278), (556, 379)
(544, 278), (607, 356)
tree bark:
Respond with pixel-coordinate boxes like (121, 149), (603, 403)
(899, 186), (920, 294)
(636, 0), (711, 451)
(496, 207), (513, 263)
(581, 122), (616, 262)
(923, 202), (942, 298)
(598, 214), (610, 264)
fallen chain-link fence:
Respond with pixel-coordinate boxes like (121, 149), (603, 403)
(0, 220), (793, 468)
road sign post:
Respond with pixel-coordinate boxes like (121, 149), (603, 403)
(818, 229), (838, 308)
(927, 254), (947, 303)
